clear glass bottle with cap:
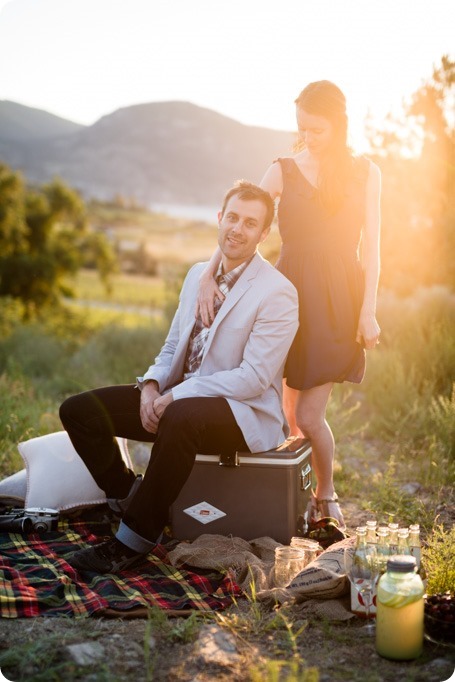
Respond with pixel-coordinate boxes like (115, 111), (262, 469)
(366, 520), (378, 546)
(376, 555), (424, 660)
(347, 526), (378, 621)
(408, 524), (421, 571)
(376, 527), (390, 575)
(387, 522), (399, 555)
(397, 528), (411, 555)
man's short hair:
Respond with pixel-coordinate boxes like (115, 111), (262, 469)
(220, 180), (275, 231)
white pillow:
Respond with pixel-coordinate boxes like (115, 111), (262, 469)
(12, 430), (133, 512)
(0, 469), (27, 506)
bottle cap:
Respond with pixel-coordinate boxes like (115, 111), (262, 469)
(387, 555), (417, 572)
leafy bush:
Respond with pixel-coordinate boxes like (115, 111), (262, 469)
(422, 524), (455, 595)
(66, 321), (167, 390)
(0, 374), (47, 476)
(357, 287), (455, 485)
(0, 324), (68, 380)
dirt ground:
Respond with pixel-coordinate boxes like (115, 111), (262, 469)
(0, 499), (454, 682)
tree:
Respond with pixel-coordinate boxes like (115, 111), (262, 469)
(366, 56), (454, 294)
(0, 163), (27, 258)
(0, 165), (117, 317)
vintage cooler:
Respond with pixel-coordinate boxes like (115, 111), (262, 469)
(170, 436), (312, 544)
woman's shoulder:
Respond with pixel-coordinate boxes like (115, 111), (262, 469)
(354, 154), (380, 172)
(269, 156), (298, 180)
(271, 156), (295, 168)
(352, 154), (380, 183)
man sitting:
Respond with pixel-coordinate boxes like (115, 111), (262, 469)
(60, 180), (299, 574)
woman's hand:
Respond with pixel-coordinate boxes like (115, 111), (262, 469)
(356, 310), (381, 350)
(196, 271), (225, 327)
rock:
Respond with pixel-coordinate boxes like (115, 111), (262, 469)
(65, 642), (105, 666)
(400, 482), (421, 495)
(194, 624), (240, 668)
(422, 657), (455, 680)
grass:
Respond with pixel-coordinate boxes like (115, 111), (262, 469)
(64, 269), (168, 309)
(0, 282), (453, 524)
(0, 278), (453, 682)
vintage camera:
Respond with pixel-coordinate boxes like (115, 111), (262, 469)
(0, 507), (59, 533)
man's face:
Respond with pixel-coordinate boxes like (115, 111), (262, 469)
(217, 196), (269, 271)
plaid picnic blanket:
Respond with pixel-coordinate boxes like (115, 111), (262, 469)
(0, 509), (241, 618)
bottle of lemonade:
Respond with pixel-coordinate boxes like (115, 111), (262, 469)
(376, 555), (424, 660)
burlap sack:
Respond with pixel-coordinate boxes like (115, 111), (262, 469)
(168, 534), (283, 592)
(168, 534), (355, 603)
(257, 537), (354, 604)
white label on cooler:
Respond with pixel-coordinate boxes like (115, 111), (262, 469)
(183, 501), (226, 524)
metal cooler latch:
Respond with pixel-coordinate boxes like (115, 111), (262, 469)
(300, 463), (312, 490)
(219, 451), (240, 467)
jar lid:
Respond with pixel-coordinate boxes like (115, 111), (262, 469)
(387, 555), (417, 572)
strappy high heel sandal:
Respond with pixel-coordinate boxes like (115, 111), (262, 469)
(306, 490), (346, 531)
(315, 493), (346, 532)
(305, 490), (347, 548)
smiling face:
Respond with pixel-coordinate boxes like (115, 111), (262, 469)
(297, 108), (334, 158)
(217, 195), (270, 272)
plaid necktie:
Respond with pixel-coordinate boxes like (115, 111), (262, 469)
(183, 260), (250, 379)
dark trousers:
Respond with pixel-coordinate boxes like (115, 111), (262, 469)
(59, 385), (249, 542)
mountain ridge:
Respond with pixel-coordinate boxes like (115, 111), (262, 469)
(0, 100), (295, 207)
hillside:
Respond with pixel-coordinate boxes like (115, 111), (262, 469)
(0, 100), (294, 208)
(0, 100), (84, 140)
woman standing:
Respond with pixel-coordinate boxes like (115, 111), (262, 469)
(198, 81), (381, 529)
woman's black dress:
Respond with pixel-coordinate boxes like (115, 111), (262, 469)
(275, 156), (369, 390)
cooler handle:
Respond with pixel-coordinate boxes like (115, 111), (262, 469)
(219, 451), (240, 467)
(300, 463), (312, 490)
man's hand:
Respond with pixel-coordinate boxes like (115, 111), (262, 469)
(153, 391), (174, 419)
(140, 381), (161, 433)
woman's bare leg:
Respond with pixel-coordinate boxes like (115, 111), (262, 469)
(293, 382), (335, 499)
(282, 381), (303, 437)
(284, 381), (345, 527)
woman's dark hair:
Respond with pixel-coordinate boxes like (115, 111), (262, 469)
(295, 80), (355, 213)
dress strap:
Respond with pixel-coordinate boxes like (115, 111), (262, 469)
(273, 157), (294, 177)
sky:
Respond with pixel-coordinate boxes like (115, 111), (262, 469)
(0, 0), (453, 152)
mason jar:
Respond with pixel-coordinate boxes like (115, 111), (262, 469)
(376, 555), (424, 660)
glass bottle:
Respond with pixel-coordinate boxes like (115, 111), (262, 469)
(377, 526), (390, 545)
(366, 520), (378, 546)
(376, 555), (424, 660)
(376, 527), (390, 575)
(408, 524), (421, 571)
(388, 522), (399, 555)
(348, 527), (378, 620)
(397, 528), (411, 555)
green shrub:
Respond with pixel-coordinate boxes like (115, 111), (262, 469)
(0, 374), (50, 476)
(355, 287), (455, 486)
(0, 324), (67, 380)
(422, 524), (455, 595)
(66, 321), (167, 390)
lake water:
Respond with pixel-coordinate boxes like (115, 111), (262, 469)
(148, 202), (218, 222)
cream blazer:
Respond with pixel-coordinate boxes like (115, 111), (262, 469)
(139, 252), (299, 453)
